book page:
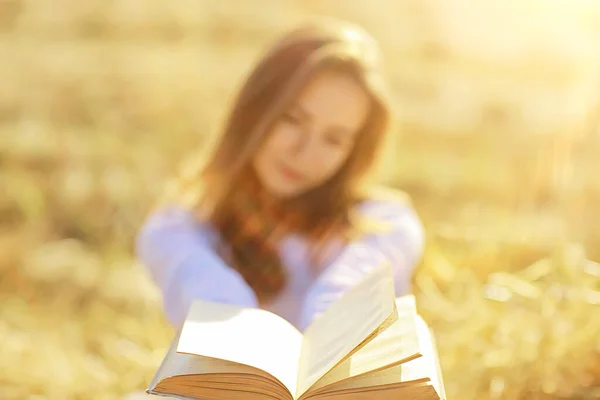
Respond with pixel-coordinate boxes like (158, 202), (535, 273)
(417, 316), (446, 399)
(431, 332), (446, 400)
(309, 363), (406, 394)
(149, 337), (282, 391)
(295, 262), (397, 397)
(176, 300), (303, 396)
(317, 315), (439, 399)
(149, 337), (247, 389)
(399, 315), (438, 385)
(150, 341), (290, 400)
(302, 315), (442, 400)
(305, 381), (439, 400)
(307, 296), (422, 394)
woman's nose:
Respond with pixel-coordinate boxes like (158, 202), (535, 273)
(291, 129), (313, 158)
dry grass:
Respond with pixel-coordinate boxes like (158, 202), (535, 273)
(1, 1), (599, 399)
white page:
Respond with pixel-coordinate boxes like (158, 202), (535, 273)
(176, 300), (303, 396)
(309, 296), (421, 392)
(296, 262), (396, 397)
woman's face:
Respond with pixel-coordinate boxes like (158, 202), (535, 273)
(252, 69), (371, 199)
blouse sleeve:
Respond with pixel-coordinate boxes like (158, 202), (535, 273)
(135, 205), (259, 328)
(298, 198), (425, 330)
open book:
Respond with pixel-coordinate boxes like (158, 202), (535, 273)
(146, 263), (446, 400)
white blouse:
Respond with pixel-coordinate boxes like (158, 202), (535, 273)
(135, 196), (425, 331)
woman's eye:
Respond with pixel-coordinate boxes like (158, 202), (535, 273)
(325, 136), (344, 147)
(281, 113), (301, 125)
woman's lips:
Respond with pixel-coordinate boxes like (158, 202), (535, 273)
(278, 163), (305, 183)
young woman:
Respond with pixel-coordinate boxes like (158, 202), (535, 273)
(135, 18), (425, 333)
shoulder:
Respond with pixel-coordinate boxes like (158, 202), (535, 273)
(351, 186), (425, 270)
(347, 185), (424, 246)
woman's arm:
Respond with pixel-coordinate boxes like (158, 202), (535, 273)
(135, 205), (259, 328)
(299, 198), (425, 330)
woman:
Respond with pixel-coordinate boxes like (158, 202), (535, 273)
(136, 18), (425, 333)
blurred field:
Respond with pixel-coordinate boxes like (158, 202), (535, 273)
(1, 1), (600, 399)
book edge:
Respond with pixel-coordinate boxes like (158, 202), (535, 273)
(147, 334), (181, 393)
(429, 327), (447, 400)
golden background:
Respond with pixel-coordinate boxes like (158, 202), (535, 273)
(1, 1), (599, 399)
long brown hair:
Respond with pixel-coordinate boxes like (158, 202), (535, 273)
(165, 18), (394, 300)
